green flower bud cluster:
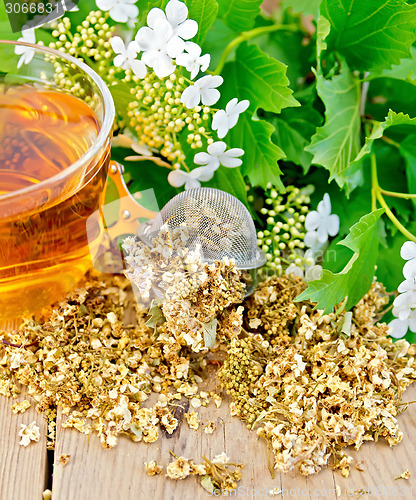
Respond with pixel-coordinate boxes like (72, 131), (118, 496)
(45, 11), (120, 118)
(46, 12), (218, 169)
(48, 11), (117, 80)
(249, 184), (313, 275)
(218, 337), (267, 426)
(127, 70), (215, 166)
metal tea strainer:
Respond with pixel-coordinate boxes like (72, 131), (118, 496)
(137, 187), (267, 270)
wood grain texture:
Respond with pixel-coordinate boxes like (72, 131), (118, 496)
(2, 319), (416, 499)
(51, 385), (416, 500)
(0, 319), (49, 500)
(0, 387), (49, 500)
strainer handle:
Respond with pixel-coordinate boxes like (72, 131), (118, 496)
(108, 161), (157, 236)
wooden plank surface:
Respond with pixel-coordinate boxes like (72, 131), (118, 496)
(2, 321), (416, 500)
(0, 388), (49, 500)
(0, 321), (49, 500)
(50, 384), (416, 500)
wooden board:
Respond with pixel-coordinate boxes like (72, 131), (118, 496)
(0, 320), (49, 500)
(49, 385), (416, 500)
(0, 389), (49, 500)
(1, 314), (416, 499)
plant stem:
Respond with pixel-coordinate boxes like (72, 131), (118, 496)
(212, 24), (300, 75)
(381, 135), (401, 149)
(371, 150), (416, 243)
(371, 152), (378, 212)
(124, 155), (173, 169)
(379, 188), (416, 200)
(359, 72), (370, 116)
(376, 191), (416, 243)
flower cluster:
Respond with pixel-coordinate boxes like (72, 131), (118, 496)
(122, 227), (245, 353)
(304, 193), (340, 251)
(14, 0), (249, 191)
(42, 11), (119, 108)
(0, 272), (223, 448)
(389, 241), (416, 338)
(17, 0), (249, 190)
(220, 277), (416, 477)
(253, 184), (323, 280)
(109, 0), (248, 189)
(145, 452), (243, 494)
(284, 192), (339, 281)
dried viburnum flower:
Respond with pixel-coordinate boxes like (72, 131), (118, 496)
(144, 460), (163, 476)
(18, 421), (40, 447)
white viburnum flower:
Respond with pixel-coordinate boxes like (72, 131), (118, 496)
(175, 42), (210, 79)
(401, 241), (416, 279)
(96, 0), (138, 23)
(15, 28), (36, 69)
(148, 0), (198, 46)
(168, 167), (213, 190)
(388, 310), (416, 339)
(194, 141), (244, 171)
(111, 37), (146, 78)
(136, 19), (183, 78)
(212, 98), (250, 139)
(304, 193), (339, 244)
(392, 281), (416, 321)
(304, 230), (320, 250)
(180, 75), (223, 109)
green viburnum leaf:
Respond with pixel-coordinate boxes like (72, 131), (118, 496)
(272, 105), (323, 172)
(217, 0), (263, 32)
(321, 0), (416, 73)
(282, 0), (320, 19)
(220, 61), (286, 189)
(137, 0), (169, 22)
(205, 166), (249, 208)
(306, 62), (361, 188)
(258, 27), (313, 92)
(235, 42), (299, 113)
(109, 82), (132, 123)
(369, 47), (416, 85)
(400, 135), (416, 210)
(201, 19), (236, 69)
(354, 110), (416, 164)
(0, 20), (19, 40)
(296, 209), (385, 314)
(0, 2), (8, 22)
(233, 114), (285, 189)
(203, 318), (218, 348)
(317, 15), (331, 61)
(187, 0), (219, 46)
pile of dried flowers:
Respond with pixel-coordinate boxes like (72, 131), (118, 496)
(1, 255), (416, 488)
(0, 271), (218, 449)
(220, 278), (416, 477)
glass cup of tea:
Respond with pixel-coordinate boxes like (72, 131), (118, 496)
(0, 39), (116, 319)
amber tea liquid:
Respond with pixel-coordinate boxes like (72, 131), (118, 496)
(0, 85), (110, 319)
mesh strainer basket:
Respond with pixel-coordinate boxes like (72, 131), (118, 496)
(137, 187), (266, 270)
